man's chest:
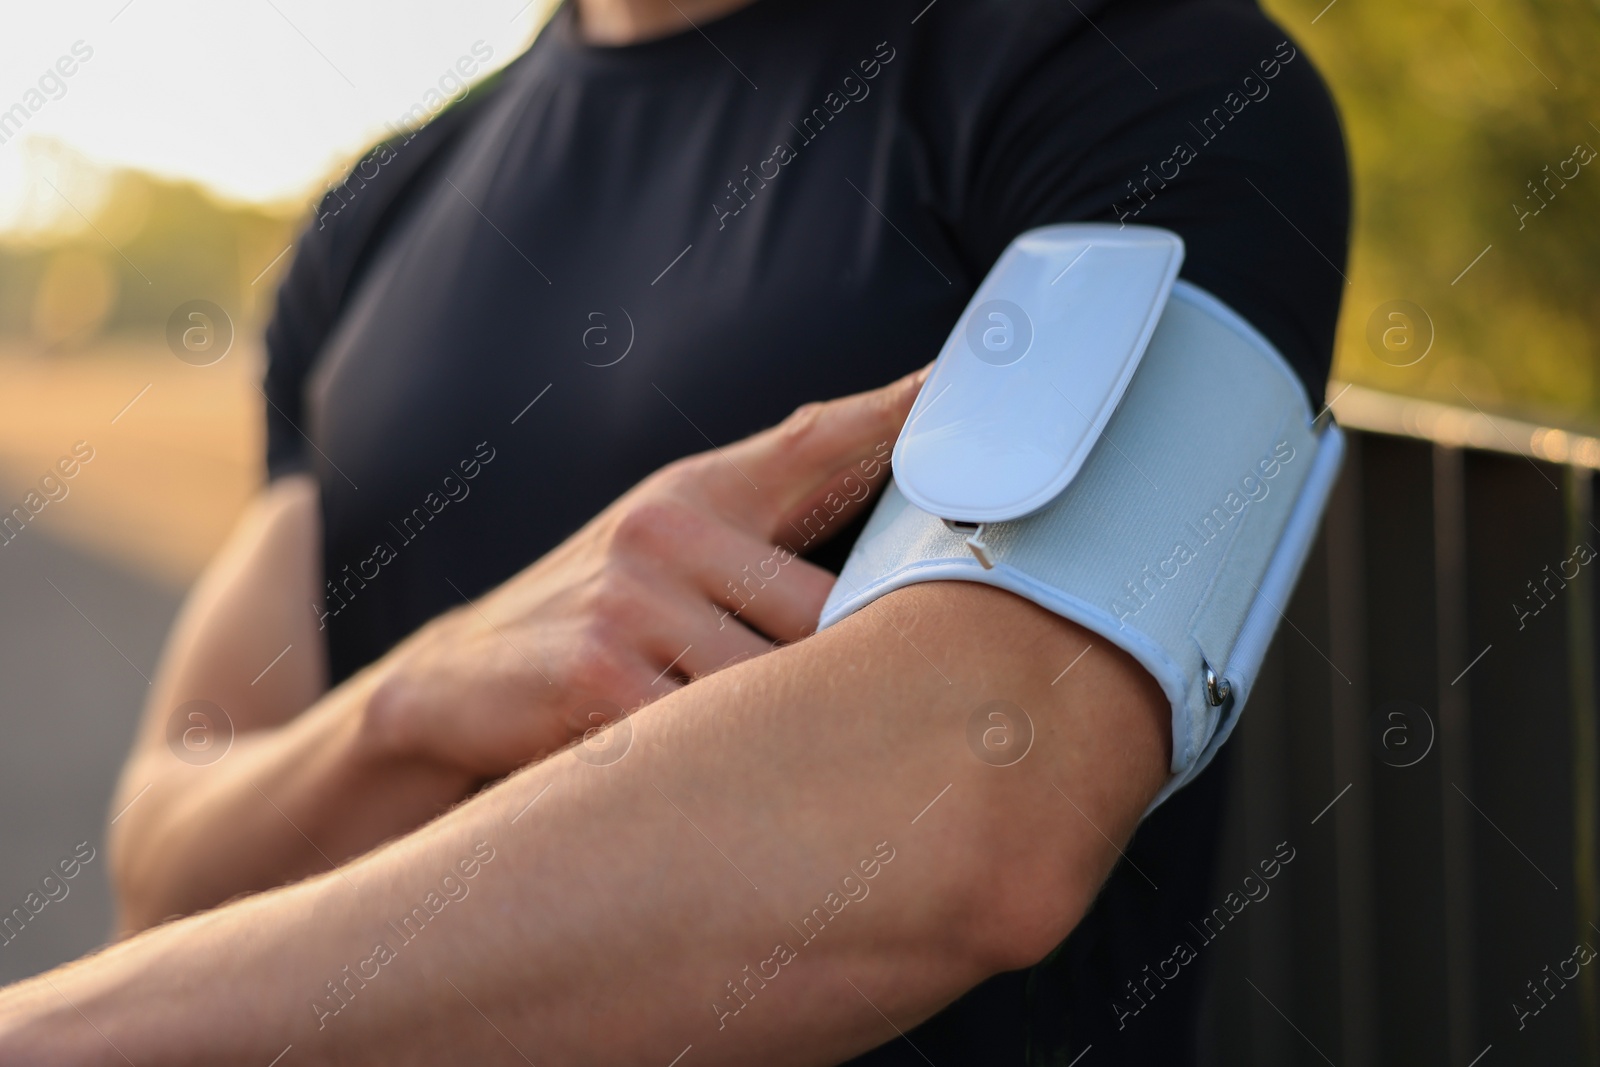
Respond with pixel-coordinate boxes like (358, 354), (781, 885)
(304, 73), (968, 521)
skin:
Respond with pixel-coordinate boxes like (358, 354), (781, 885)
(575, 0), (759, 43)
(0, 0), (1173, 1060)
(1, 577), (1164, 1065)
(108, 368), (922, 931)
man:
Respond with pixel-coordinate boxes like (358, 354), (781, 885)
(0, 0), (1346, 1061)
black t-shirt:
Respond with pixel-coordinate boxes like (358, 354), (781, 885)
(264, 0), (1347, 1060)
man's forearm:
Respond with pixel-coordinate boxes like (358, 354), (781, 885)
(108, 475), (477, 933)
(7, 582), (1169, 1065)
(110, 665), (475, 933)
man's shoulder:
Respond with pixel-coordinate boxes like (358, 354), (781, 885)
(907, 0), (1307, 91)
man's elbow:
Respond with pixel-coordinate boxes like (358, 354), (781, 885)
(945, 799), (1120, 976)
(803, 582), (1172, 976)
(933, 611), (1170, 973)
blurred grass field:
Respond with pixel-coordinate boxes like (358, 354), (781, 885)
(0, 338), (261, 586)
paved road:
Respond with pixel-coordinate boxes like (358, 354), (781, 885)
(0, 526), (180, 985)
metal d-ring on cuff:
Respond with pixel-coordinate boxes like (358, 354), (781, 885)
(1204, 659), (1232, 708)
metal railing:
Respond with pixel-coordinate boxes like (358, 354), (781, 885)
(1197, 383), (1600, 1065)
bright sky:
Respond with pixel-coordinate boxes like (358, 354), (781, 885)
(0, 0), (548, 234)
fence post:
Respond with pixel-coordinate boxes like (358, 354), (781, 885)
(1563, 465), (1600, 1066)
(1434, 443), (1478, 1065)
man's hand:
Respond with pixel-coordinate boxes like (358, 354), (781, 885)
(363, 365), (927, 779)
(108, 366), (924, 928)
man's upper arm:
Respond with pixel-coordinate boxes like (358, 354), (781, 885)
(125, 476), (328, 762)
(814, 4), (1349, 840)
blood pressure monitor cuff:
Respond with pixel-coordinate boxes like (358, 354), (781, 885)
(818, 280), (1345, 813)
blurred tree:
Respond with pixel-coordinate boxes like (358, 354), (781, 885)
(0, 155), (297, 350)
(1265, 0), (1600, 428)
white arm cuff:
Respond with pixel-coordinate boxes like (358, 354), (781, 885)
(819, 281), (1344, 812)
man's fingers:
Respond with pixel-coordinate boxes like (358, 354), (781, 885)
(718, 364), (929, 537)
(650, 520), (834, 644)
(629, 526), (830, 682)
(634, 587), (776, 684)
(669, 617), (774, 681)
(700, 545), (837, 645)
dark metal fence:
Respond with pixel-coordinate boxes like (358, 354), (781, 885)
(1198, 384), (1600, 1066)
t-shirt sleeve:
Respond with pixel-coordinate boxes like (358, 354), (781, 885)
(261, 78), (510, 481)
(951, 0), (1350, 401)
(262, 193), (343, 482)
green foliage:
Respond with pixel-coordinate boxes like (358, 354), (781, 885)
(1265, 0), (1600, 427)
(0, 165), (297, 350)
